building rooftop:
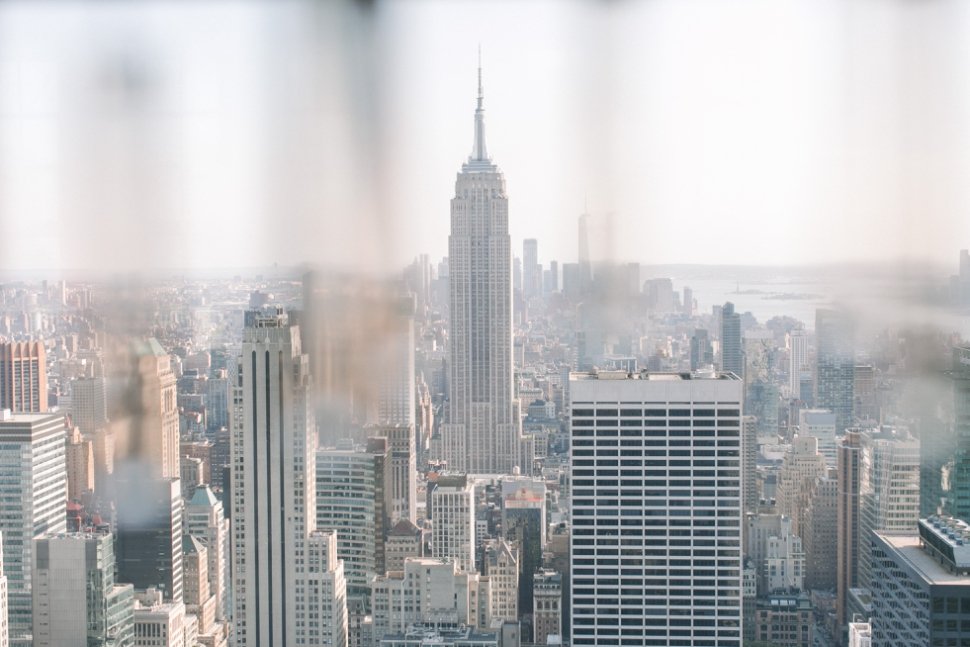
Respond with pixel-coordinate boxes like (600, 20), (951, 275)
(755, 593), (813, 611)
(188, 484), (220, 508)
(919, 516), (970, 571)
(182, 534), (206, 556)
(382, 623), (498, 645)
(131, 338), (168, 358)
(435, 474), (469, 489)
(877, 530), (970, 584)
(570, 369), (740, 381)
(388, 519), (422, 537)
(0, 410), (63, 424)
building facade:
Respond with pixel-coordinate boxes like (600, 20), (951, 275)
(32, 532), (134, 647)
(569, 370), (743, 646)
(0, 412), (67, 646)
(231, 308), (317, 647)
(857, 428), (920, 590)
(185, 484), (230, 621)
(720, 302), (743, 377)
(815, 309), (854, 433)
(837, 431), (862, 630)
(316, 440), (391, 600)
(440, 65), (519, 475)
(0, 341), (47, 413)
(431, 475), (476, 573)
(115, 476), (183, 603)
(306, 530), (349, 647)
(532, 570), (562, 645)
(871, 518), (970, 647)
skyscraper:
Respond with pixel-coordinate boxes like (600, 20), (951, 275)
(185, 484), (230, 621)
(64, 425), (94, 501)
(115, 476), (184, 603)
(523, 238), (540, 299)
(946, 345), (970, 521)
(377, 294), (417, 429)
(305, 530), (348, 647)
(181, 535), (215, 635)
(440, 63), (519, 474)
(742, 415), (759, 519)
(430, 474), (476, 573)
(815, 308), (855, 432)
(502, 479), (545, 624)
(789, 328), (808, 397)
(0, 412), (67, 647)
(689, 328), (713, 371)
(857, 428), (920, 590)
(721, 302), (743, 377)
(0, 341), (47, 413)
(802, 475), (838, 591)
(578, 213), (592, 291)
(32, 532), (135, 647)
(0, 535), (6, 647)
(315, 440), (391, 599)
(71, 375), (107, 435)
(376, 424), (417, 524)
(837, 431), (862, 630)
(569, 370), (743, 645)
(871, 518), (970, 647)
(232, 307), (316, 647)
(127, 339), (180, 479)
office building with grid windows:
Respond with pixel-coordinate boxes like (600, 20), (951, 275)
(569, 370), (743, 646)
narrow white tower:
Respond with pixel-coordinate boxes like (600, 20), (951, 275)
(232, 307), (316, 647)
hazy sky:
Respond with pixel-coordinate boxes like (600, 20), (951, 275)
(1, 0), (970, 273)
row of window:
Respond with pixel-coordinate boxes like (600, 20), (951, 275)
(571, 409), (741, 417)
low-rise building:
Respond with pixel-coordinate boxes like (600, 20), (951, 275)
(753, 593), (814, 647)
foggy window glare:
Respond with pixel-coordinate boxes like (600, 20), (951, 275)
(0, 1), (969, 646)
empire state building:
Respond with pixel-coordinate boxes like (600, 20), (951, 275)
(440, 64), (524, 474)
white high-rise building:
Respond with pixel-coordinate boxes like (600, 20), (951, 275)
(440, 63), (519, 474)
(569, 371), (743, 646)
(431, 474), (476, 573)
(185, 485), (230, 621)
(798, 409), (838, 468)
(232, 308), (316, 647)
(377, 294), (417, 429)
(858, 427), (920, 590)
(789, 329), (808, 397)
(32, 532), (134, 647)
(0, 412), (67, 647)
(305, 530), (348, 647)
(523, 238), (540, 299)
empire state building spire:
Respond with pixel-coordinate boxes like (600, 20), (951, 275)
(470, 50), (489, 163)
(441, 52), (522, 475)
